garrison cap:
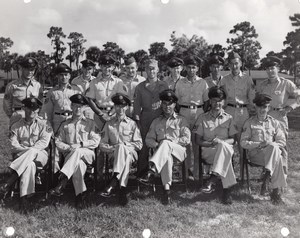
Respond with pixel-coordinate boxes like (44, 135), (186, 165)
(81, 59), (96, 68)
(98, 54), (117, 65)
(265, 56), (281, 68)
(227, 52), (241, 61)
(55, 63), (72, 74)
(208, 54), (225, 65)
(70, 94), (88, 105)
(253, 93), (272, 106)
(159, 89), (178, 103)
(124, 57), (136, 66)
(111, 93), (131, 106)
(184, 55), (202, 66)
(167, 57), (184, 68)
(22, 97), (43, 110)
(19, 57), (38, 68)
(145, 58), (158, 68)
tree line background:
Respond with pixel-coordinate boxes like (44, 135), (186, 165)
(0, 14), (300, 89)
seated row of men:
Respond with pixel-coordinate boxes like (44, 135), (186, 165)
(0, 87), (287, 210)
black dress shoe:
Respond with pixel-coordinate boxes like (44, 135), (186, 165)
(19, 196), (29, 214)
(100, 185), (115, 197)
(270, 188), (284, 205)
(222, 188), (233, 205)
(201, 175), (218, 194)
(138, 170), (155, 185)
(75, 193), (87, 209)
(162, 190), (171, 205)
(119, 187), (128, 206)
(49, 177), (68, 197)
(260, 172), (270, 196)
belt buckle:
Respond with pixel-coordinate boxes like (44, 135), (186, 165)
(190, 105), (195, 109)
(63, 112), (68, 116)
(106, 107), (111, 111)
(236, 104), (240, 108)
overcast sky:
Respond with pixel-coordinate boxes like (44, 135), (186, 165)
(1, 0), (299, 59)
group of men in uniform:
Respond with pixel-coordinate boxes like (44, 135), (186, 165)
(1, 50), (299, 210)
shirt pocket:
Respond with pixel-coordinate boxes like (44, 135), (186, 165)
(155, 125), (165, 139)
(122, 128), (133, 141)
(168, 123), (180, 138)
(79, 127), (89, 141)
(250, 125), (264, 141)
(218, 121), (230, 138)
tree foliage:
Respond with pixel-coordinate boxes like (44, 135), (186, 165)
(101, 42), (125, 62)
(85, 46), (101, 63)
(67, 32), (87, 70)
(47, 26), (66, 64)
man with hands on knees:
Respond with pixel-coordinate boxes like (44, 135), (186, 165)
(195, 86), (238, 204)
(99, 93), (142, 205)
(49, 94), (100, 208)
(139, 89), (191, 205)
(240, 93), (287, 205)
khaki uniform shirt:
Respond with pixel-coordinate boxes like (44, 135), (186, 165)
(120, 74), (145, 101)
(71, 75), (96, 94)
(204, 75), (223, 89)
(163, 75), (184, 91)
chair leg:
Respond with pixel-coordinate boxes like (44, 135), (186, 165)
(199, 147), (203, 188)
(182, 161), (187, 192)
(246, 160), (251, 193)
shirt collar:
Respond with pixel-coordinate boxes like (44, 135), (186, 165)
(208, 109), (225, 119)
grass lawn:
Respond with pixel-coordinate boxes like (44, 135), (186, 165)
(0, 97), (300, 238)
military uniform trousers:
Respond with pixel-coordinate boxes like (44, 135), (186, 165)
(248, 143), (287, 189)
(60, 148), (95, 196)
(9, 148), (48, 197)
(202, 141), (236, 189)
(112, 144), (138, 187)
(149, 140), (186, 186)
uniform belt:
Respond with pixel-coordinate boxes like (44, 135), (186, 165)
(13, 107), (23, 111)
(55, 112), (72, 116)
(99, 106), (113, 111)
(180, 104), (203, 109)
(227, 103), (247, 108)
(272, 107), (283, 111)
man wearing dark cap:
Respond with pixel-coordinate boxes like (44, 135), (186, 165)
(133, 59), (168, 176)
(49, 94), (100, 208)
(175, 55), (209, 180)
(204, 54), (225, 89)
(195, 86), (238, 204)
(139, 89), (191, 204)
(99, 93), (142, 205)
(0, 97), (51, 211)
(240, 93), (287, 204)
(120, 57), (145, 117)
(219, 52), (256, 177)
(163, 57), (184, 90)
(86, 54), (124, 129)
(3, 56), (43, 127)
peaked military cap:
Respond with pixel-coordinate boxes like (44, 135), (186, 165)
(70, 94), (88, 105)
(184, 55), (202, 66)
(98, 54), (117, 65)
(167, 57), (184, 68)
(159, 89), (178, 103)
(208, 54), (225, 65)
(19, 57), (38, 68)
(55, 63), (72, 74)
(265, 56), (281, 68)
(81, 59), (96, 68)
(22, 97), (43, 110)
(124, 57), (136, 66)
(253, 93), (272, 106)
(227, 52), (241, 61)
(145, 58), (158, 68)
(111, 93), (131, 106)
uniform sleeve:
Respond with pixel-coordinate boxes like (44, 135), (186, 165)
(86, 80), (96, 99)
(3, 83), (13, 117)
(240, 119), (260, 149)
(55, 124), (70, 152)
(202, 80), (209, 102)
(228, 117), (238, 137)
(178, 118), (191, 146)
(133, 84), (142, 121)
(10, 125), (27, 154)
(145, 119), (158, 148)
(82, 121), (101, 149)
(32, 123), (52, 150)
(274, 120), (286, 147)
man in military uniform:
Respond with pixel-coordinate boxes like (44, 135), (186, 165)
(240, 93), (287, 204)
(3, 57), (43, 127)
(139, 89), (191, 204)
(0, 97), (51, 211)
(175, 55), (209, 180)
(204, 54), (224, 89)
(163, 57), (184, 91)
(49, 94), (100, 208)
(86, 54), (124, 130)
(195, 86), (237, 204)
(219, 52), (256, 177)
(99, 93), (142, 205)
(133, 59), (168, 176)
(120, 57), (145, 117)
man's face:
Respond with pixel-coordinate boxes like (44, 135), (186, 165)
(24, 107), (39, 120)
(82, 66), (94, 78)
(209, 64), (222, 78)
(210, 97), (224, 111)
(101, 64), (115, 77)
(161, 100), (175, 115)
(169, 65), (182, 79)
(266, 66), (279, 79)
(145, 65), (158, 79)
(186, 64), (198, 78)
(256, 104), (270, 117)
(58, 72), (71, 84)
(125, 62), (138, 78)
(71, 103), (84, 117)
(115, 104), (128, 117)
(22, 66), (36, 80)
(229, 58), (242, 76)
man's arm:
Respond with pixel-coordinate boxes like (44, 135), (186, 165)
(178, 118), (191, 146)
(3, 83), (13, 117)
(81, 121), (101, 149)
(240, 120), (260, 150)
(145, 120), (159, 148)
